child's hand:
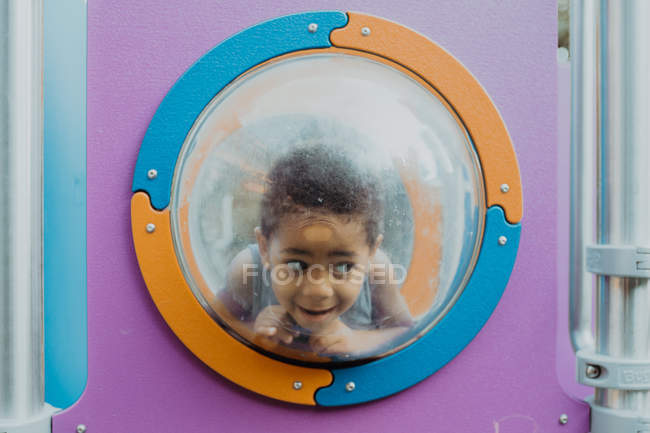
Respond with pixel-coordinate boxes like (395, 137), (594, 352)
(309, 320), (367, 355)
(254, 305), (299, 346)
(309, 320), (409, 356)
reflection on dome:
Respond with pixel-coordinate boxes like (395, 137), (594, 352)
(170, 53), (484, 364)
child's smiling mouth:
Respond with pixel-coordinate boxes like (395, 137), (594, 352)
(297, 305), (337, 322)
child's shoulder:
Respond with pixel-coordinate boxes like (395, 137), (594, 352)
(228, 246), (259, 280)
(225, 246), (260, 308)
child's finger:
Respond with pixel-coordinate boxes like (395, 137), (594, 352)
(309, 335), (338, 354)
(274, 313), (300, 337)
(255, 325), (277, 337)
(308, 336), (322, 352)
(319, 341), (348, 354)
(276, 327), (294, 344)
(255, 335), (280, 350)
(312, 334), (354, 355)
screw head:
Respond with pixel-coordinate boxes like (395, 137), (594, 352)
(147, 169), (158, 180)
(361, 27), (371, 36)
(308, 23), (318, 33)
(498, 236), (508, 246)
(500, 183), (510, 193)
(293, 381), (303, 390)
(559, 414), (569, 425)
(146, 223), (156, 233)
(76, 425), (87, 433)
(586, 364), (601, 379)
(345, 381), (356, 392)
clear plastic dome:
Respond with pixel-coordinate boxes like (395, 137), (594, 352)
(170, 53), (485, 364)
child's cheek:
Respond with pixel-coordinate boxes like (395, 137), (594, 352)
(272, 285), (295, 304)
(337, 283), (364, 310)
(349, 268), (366, 286)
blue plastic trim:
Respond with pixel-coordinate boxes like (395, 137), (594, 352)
(133, 11), (521, 406)
(43, 0), (88, 408)
(132, 11), (348, 210)
(315, 206), (521, 406)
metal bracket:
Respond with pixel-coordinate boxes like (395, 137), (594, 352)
(577, 350), (650, 390)
(585, 245), (650, 278)
(588, 397), (650, 433)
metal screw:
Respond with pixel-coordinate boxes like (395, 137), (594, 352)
(586, 364), (601, 379)
(76, 425), (87, 433)
(293, 381), (303, 390)
(559, 414), (569, 425)
(361, 27), (371, 36)
(500, 183), (510, 193)
(146, 223), (156, 233)
(147, 169), (158, 180)
(498, 236), (508, 246)
(308, 23), (318, 33)
(345, 381), (356, 392)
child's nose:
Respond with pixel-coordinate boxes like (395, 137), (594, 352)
(301, 267), (334, 298)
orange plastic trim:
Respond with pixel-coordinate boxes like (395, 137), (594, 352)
(132, 15), (523, 401)
(131, 191), (332, 405)
(332, 12), (523, 224)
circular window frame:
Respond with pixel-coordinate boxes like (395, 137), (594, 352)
(131, 11), (522, 406)
(170, 49), (487, 367)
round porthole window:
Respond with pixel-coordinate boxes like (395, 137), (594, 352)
(170, 53), (485, 365)
(131, 11), (522, 406)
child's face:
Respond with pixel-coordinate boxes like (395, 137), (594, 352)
(256, 211), (381, 334)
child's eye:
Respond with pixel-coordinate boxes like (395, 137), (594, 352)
(286, 260), (309, 272)
(332, 262), (355, 275)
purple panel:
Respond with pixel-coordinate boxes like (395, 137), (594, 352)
(53, 1), (589, 432)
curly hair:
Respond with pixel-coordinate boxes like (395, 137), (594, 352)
(260, 145), (384, 245)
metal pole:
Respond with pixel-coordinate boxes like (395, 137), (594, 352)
(570, 0), (650, 433)
(569, 0), (597, 354)
(0, 0), (46, 425)
(595, 0), (650, 415)
(572, 1), (650, 431)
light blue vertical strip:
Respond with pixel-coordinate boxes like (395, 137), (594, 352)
(43, 0), (88, 408)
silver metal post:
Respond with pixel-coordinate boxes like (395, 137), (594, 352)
(0, 1), (54, 430)
(595, 0), (650, 414)
(572, 1), (650, 432)
(569, 0), (597, 354)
